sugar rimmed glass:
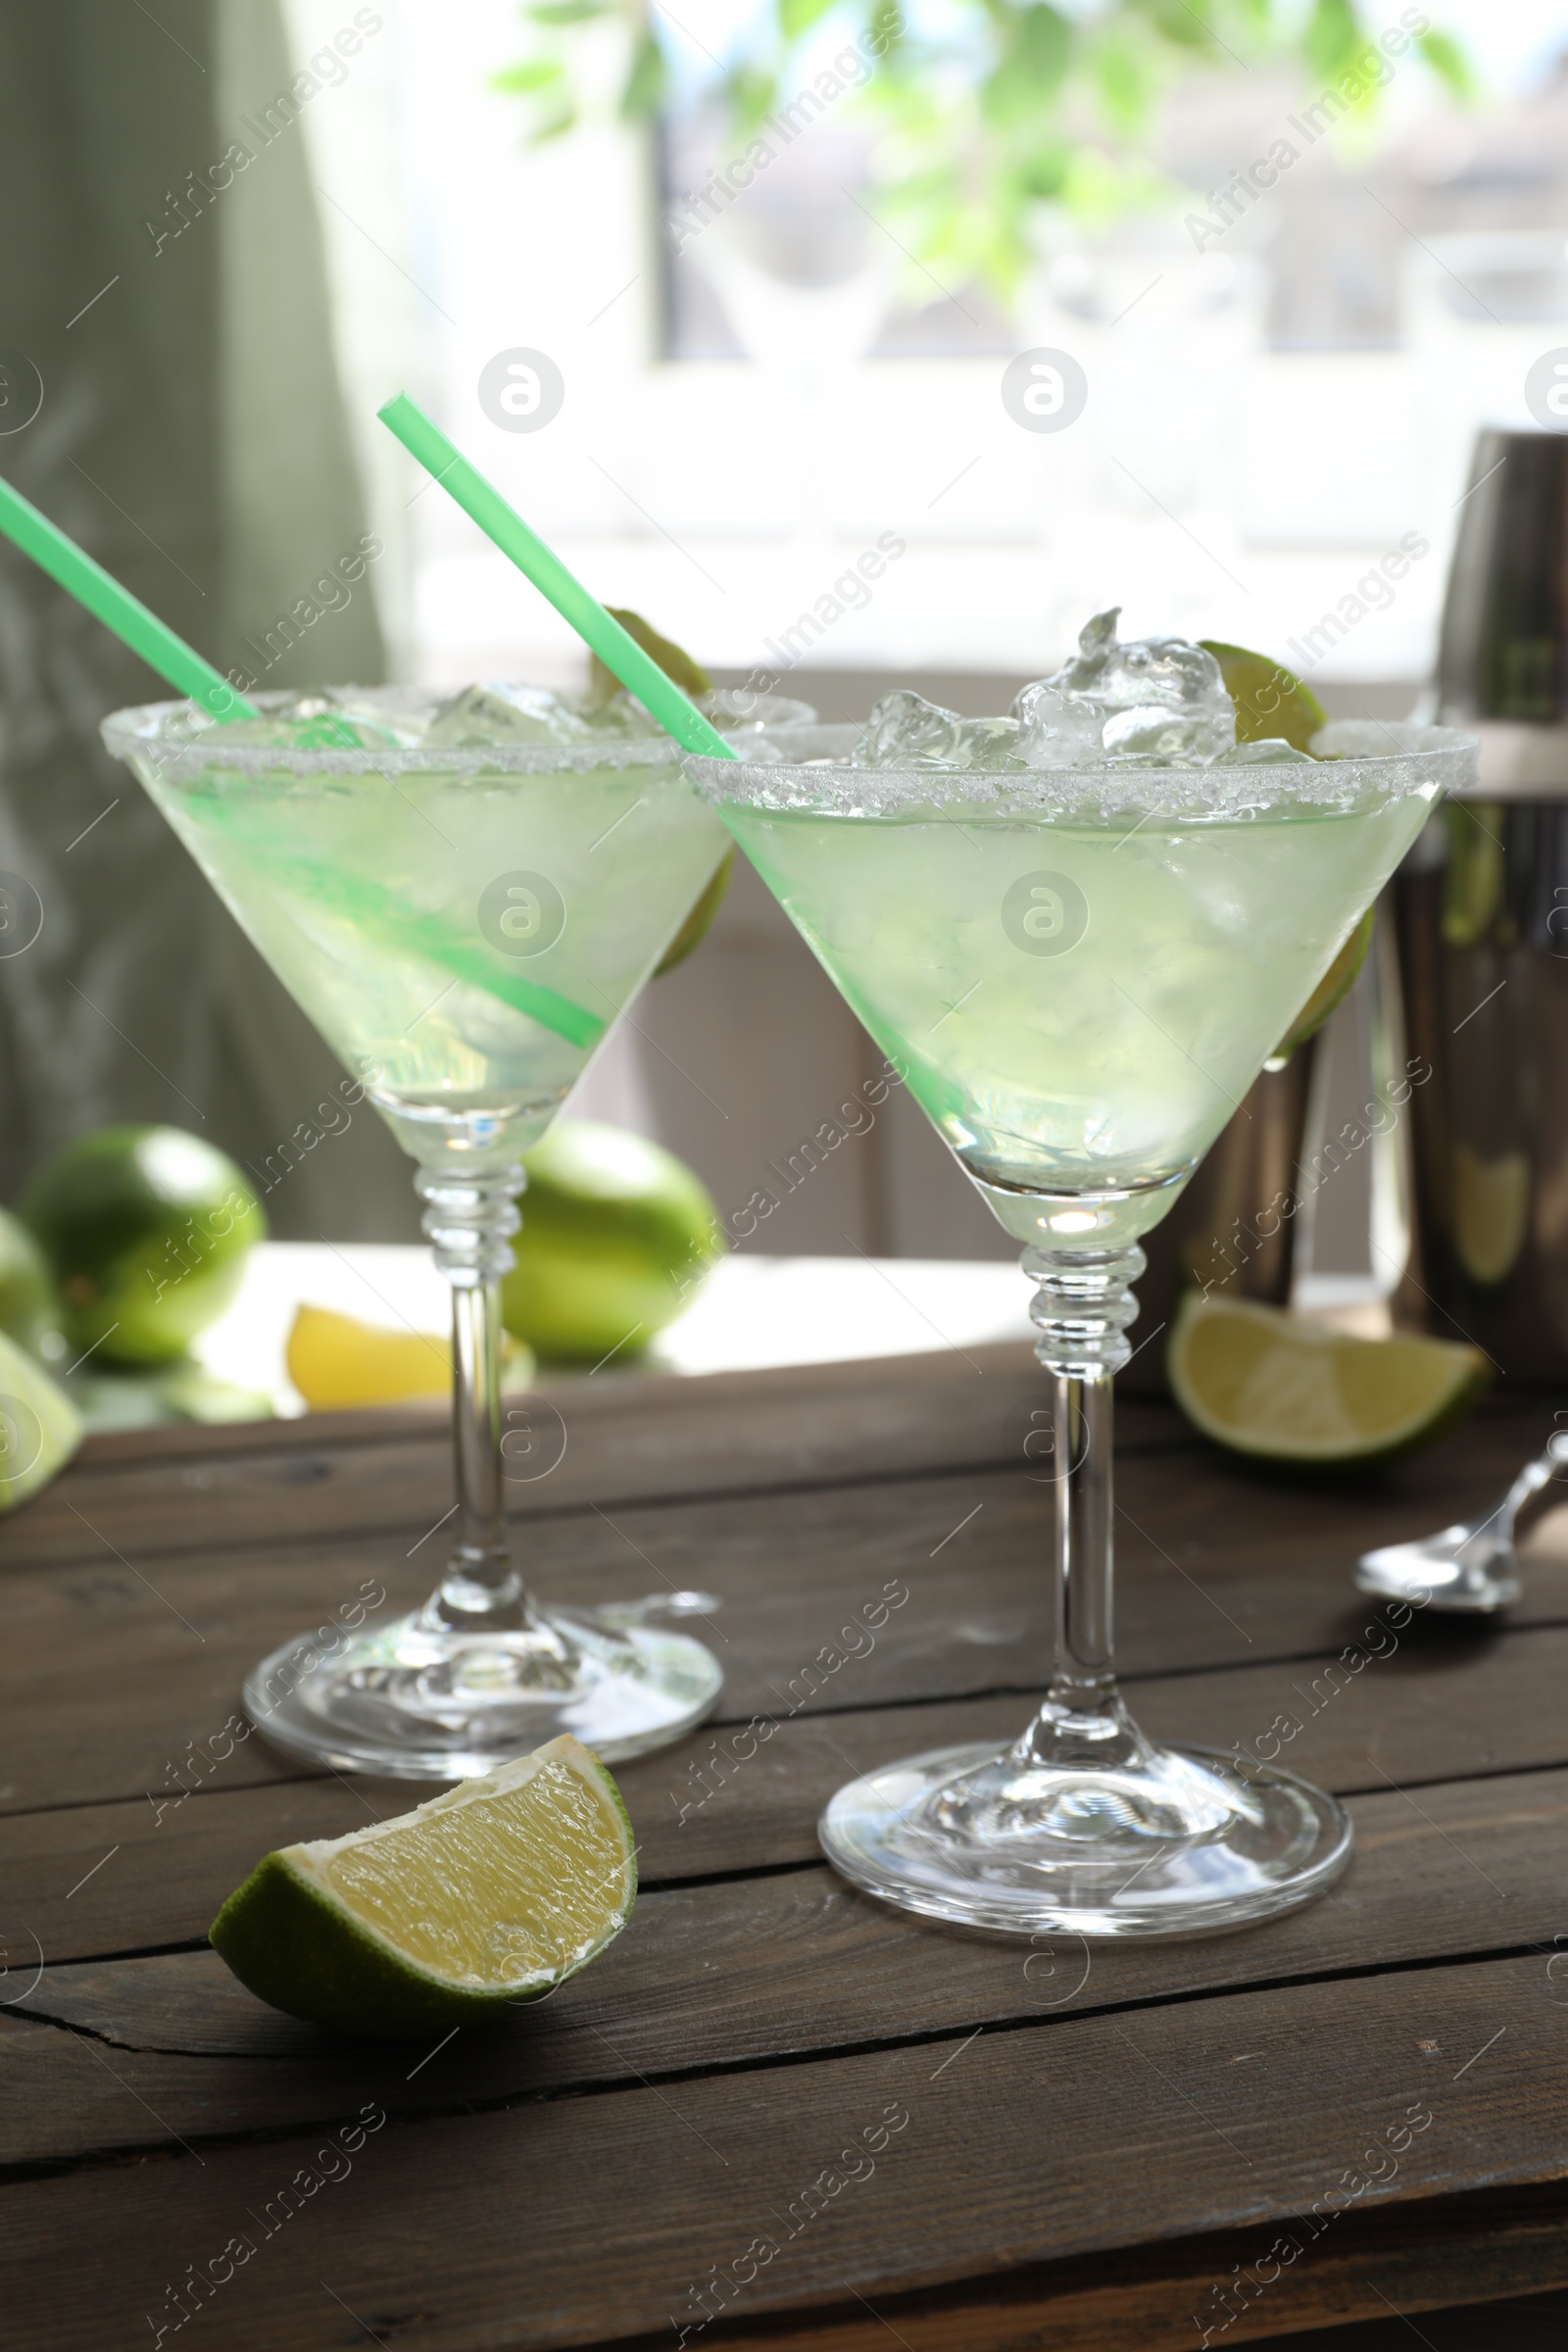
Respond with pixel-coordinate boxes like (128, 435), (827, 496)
(687, 719), (1477, 1936)
(103, 686), (810, 1779)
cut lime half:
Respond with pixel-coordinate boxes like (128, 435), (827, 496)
(0, 1327), (82, 1508)
(1168, 1295), (1489, 1468)
(210, 1735), (636, 2037)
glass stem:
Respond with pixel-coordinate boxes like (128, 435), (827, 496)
(416, 1164), (530, 1632)
(1015, 1241), (1146, 1769)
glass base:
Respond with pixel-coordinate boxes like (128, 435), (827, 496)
(819, 1738), (1352, 1938)
(246, 1604), (723, 1779)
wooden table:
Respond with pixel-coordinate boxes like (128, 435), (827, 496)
(5, 1345), (1567, 2348)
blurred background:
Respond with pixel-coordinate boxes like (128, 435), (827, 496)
(3, 0), (1566, 1272)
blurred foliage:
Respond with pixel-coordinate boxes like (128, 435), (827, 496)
(496, 0), (1475, 303)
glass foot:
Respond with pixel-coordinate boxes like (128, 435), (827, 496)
(246, 1605), (723, 1779)
(819, 1738), (1352, 1938)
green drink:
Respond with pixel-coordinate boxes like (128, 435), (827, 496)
(689, 615), (1477, 1938)
(724, 794), (1424, 1223)
(134, 723), (728, 1162)
(104, 682), (808, 1779)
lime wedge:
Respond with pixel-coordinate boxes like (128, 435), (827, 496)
(1273, 906), (1374, 1060)
(210, 1736), (635, 2038)
(588, 607), (711, 709)
(655, 846), (734, 975)
(1200, 640), (1326, 752)
(0, 1328), (82, 1508)
(1168, 1295), (1489, 1467)
(586, 609), (728, 972)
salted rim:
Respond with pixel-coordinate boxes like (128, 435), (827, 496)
(682, 720), (1480, 818)
(99, 686), (816, 779)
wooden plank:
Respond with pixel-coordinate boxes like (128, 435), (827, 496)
(0, 1955), (1552, 2349)
(11, 1618), (1568, 1965)
(3, 1356), (1559, 1586)
(591, 2184), (1568, 2349)
(10, 1401), (1568, 1821)
(4, 1770), (1564, 2164)
(0, 1345), (1058, 1571)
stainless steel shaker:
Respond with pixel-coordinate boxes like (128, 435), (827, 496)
(1393, 426), (1568, 1379)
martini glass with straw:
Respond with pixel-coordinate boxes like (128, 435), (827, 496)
(677, 706), (1474, 1936)
(1, 427), (759, 1776)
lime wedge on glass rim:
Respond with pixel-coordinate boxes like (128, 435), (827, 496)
(589, 608), (733, 975)
(1200, 639), (1326, 753)
(1200, 641), (1369, 1060)
(210, 1735), (636, 2038)
(1168, 1295), (1490, 1469)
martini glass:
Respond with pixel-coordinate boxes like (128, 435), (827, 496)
(687, 716), (1477, 1936)
(102, 684), (808, 1779)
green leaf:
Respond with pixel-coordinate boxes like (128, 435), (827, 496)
(724, 60), (779, 132)
(1016, 136), (1068, 198)
(779, 0), (839, 36)
(526, 0), (607, 21)
(529, 100), (580, 142)
(1416, 26), (1477, 99)
(1014, 4), (1071, 90)
(491, 58), (565, 93)
(1302, 0), (1359, 80)
(620, 29), (665, 116)
(864, 0), (904, 55)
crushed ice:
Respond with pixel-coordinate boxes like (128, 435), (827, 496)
(851, 610), (1309, 773)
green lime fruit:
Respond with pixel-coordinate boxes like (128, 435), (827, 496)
(0, 1207), (63, 1360)
(0, 1328), (83, 1509)
(1273, 906), (1375, 1060)
(587, 606), (712, 708)
(502, 1120), (722, 1364)
(1200, 640), (1327, 753)
(655, 846), (734, 976)
(210, 1736), (636, 2039)
(1169, 1294), (1490, 1469)
(585, 610), (730, 976)
(22, 1125), (268, 1367)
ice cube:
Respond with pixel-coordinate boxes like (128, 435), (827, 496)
(1102, 706), (1235, 766)
(1210, 738), (1313, 765)
(1011, 682), (1107, 768)
(853, 691), (969, 767)
(219, 710), (404, 751)
(1049, 608), (1231, 722)
(1014, 609), (1238, 766)
(853, 697), (1025, 770)
(582, 689), (667, 738)
(956, 715), (1027, 768)
(425, 683), (596, 747)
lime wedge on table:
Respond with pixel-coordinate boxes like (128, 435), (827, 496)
(210, 1736), (635, 2038)
(0, 1328), (82, 1508)
(1168, 1296), (1489, 1468)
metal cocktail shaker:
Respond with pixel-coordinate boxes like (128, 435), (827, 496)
(1393, 426), (1568, 1379)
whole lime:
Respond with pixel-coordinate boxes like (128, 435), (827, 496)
(501, 1121), (722, 1364)
(0, 1207), (63, 1359)
(22, 1126), (268, 1366)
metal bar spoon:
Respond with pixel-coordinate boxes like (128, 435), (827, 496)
(1354, 1431), (1568, 1613)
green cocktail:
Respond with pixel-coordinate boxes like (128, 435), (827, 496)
(103, 682), (808, 1778)
(689, 615), (1477, 1937)
(729, 793), (1423, 1219)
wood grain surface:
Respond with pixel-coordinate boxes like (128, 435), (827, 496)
(2, 1351), (1565, 2349)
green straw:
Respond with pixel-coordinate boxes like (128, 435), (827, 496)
(0, 471), (256, 720)
(377, 392), (739, 761)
